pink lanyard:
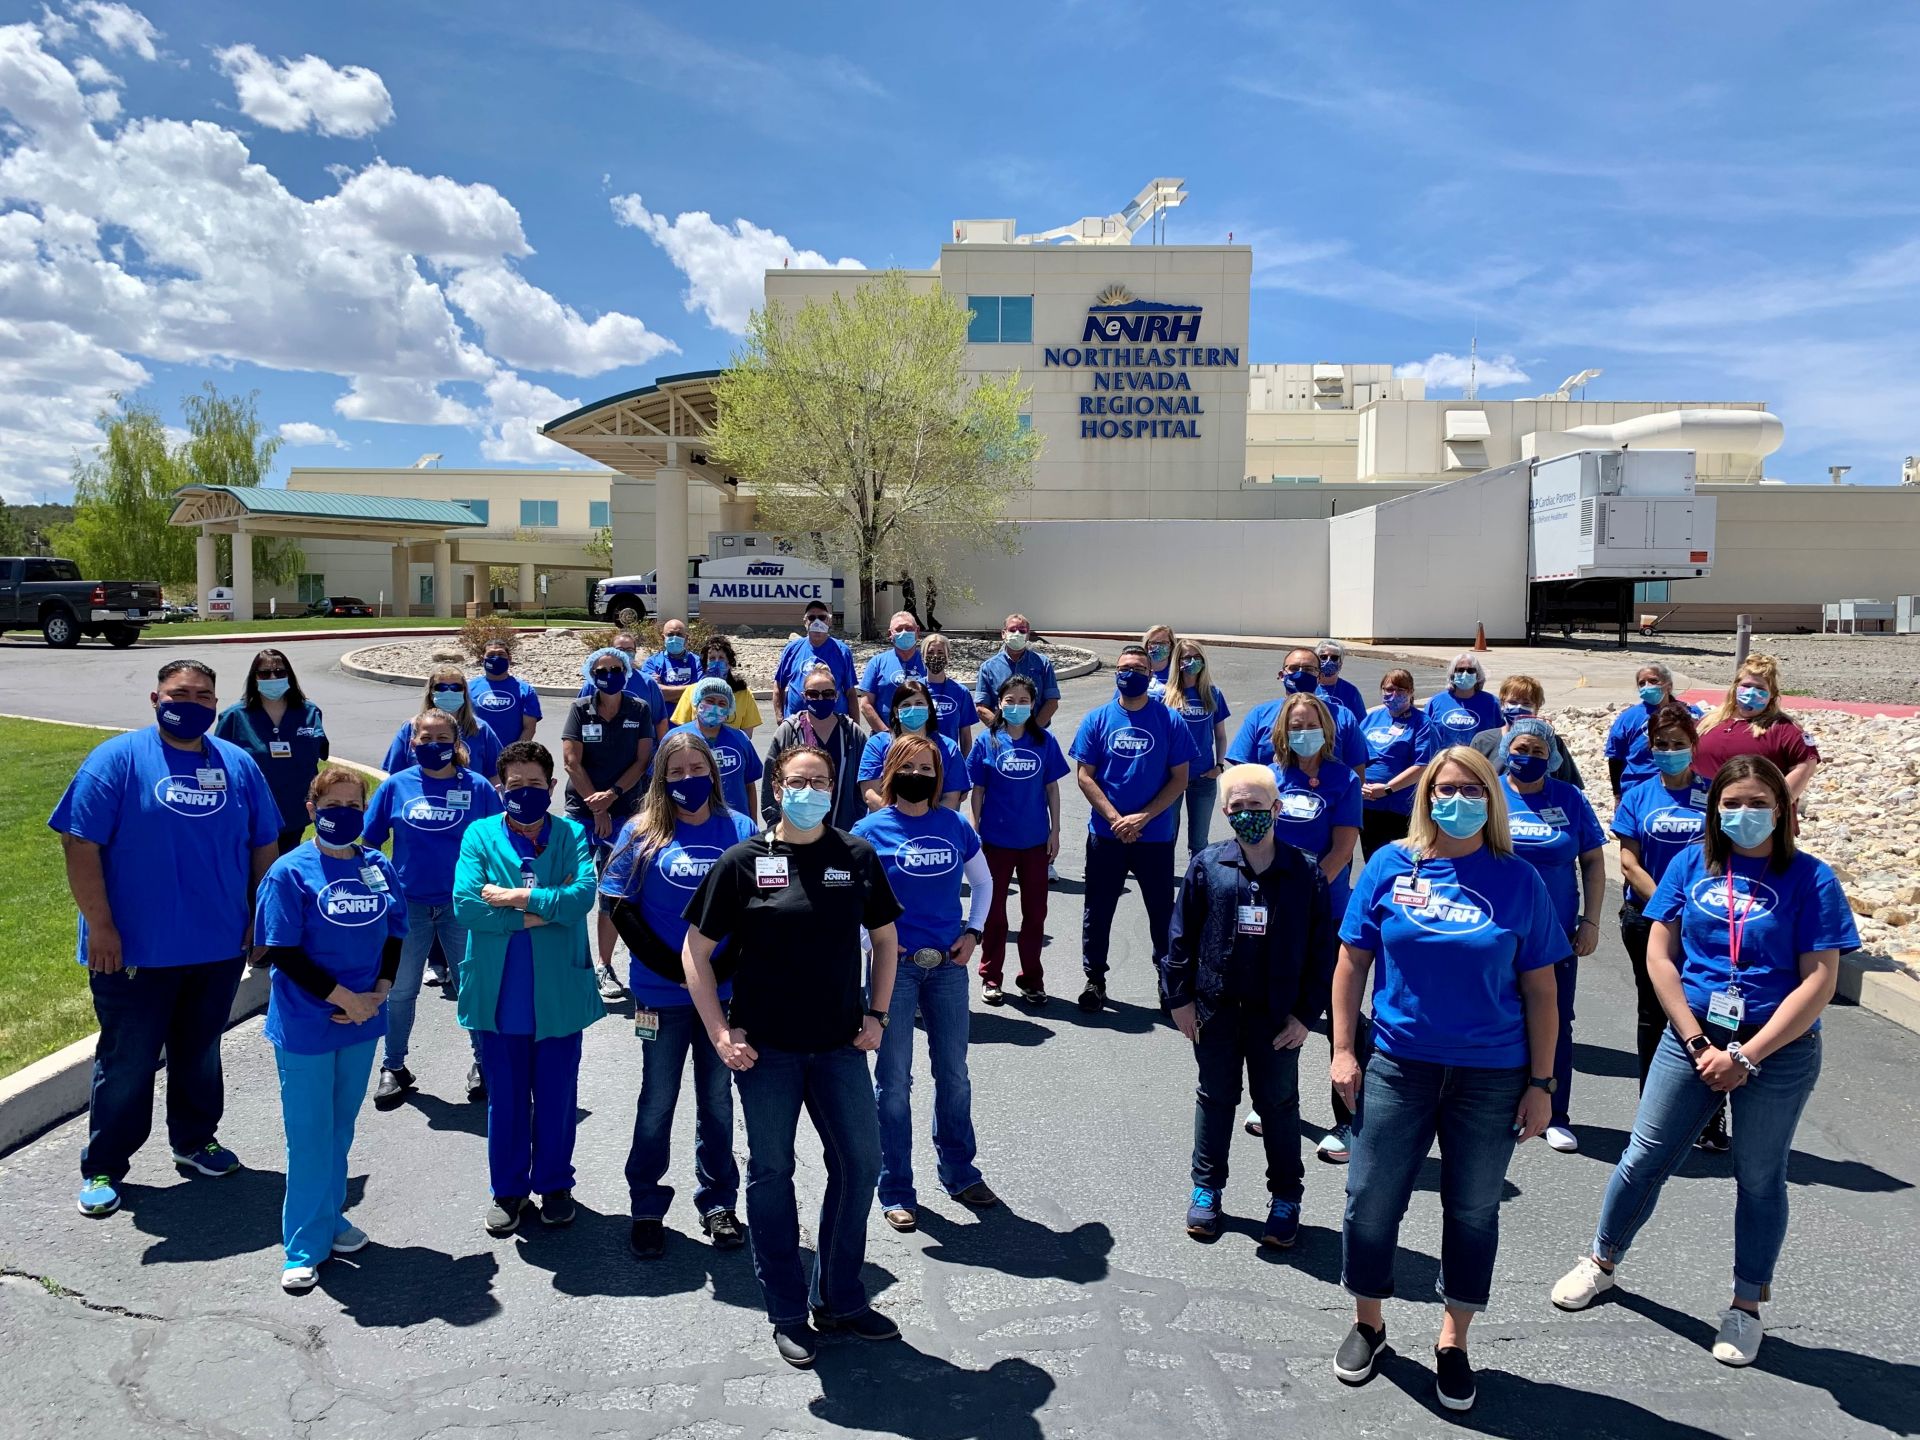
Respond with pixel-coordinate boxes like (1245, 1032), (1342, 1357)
(1724, 871), (1755, 986)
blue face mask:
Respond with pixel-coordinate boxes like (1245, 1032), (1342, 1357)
(432, 687), (465, 713)
(1652, 747), (1693, 776)
(1115, 669), (1151, 699)
(1001, 701), (1032, 726)
(696, 703), (731, 729)
(896, 704), (931, 731)
(1149, 644), (1169, 666)
(667, 774), (713, 813)
(1451, 671), (1478, 693)
(155, 698), (215, 741)
(1287, 728), (1324, 758)
(1318, 657), (1341, 678)
(892, 631), (918, 653)
(313, 806), (363, 846)
(780, 786), (833, 830)
(706, 659), (729, 679)
(1383, 691), (1410, 714)
(664, 635), (686, 655)
(413, 740), (456, 771)
(592, 668), (626, 694)
(1501, 704), (1534, 724)
(1180, 656), (1203, 677)
(1718, 806), (1774, 848)
(484, 655), (511, 677)
(1282, 668), (1318, 695)
(1638, 683), (1666, 706)
(1429, 792), (1489, 838)
(804, 696), (837, 719)
(1736, 685), (1769, 712)
(256, 676), (290, 701)
(503, 784), (551, 821)
(1506, 752), (1550, 784)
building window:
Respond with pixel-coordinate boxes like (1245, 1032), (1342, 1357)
(418, 574), (433, 606)
(966, 295), (1034, 344)
(520, 499), (558, 528)
(295, 573), (325, 605)
(589, 500), (610, 529)
(1267, 475), (1322, 485)
(452, 498), (490, 524)
(1633, 581), (1671, 603)
(1016, 414), (1032, 432)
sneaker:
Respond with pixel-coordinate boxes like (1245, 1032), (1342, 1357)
(423, 970), (444, 988)
(539, 1190), (576, 1226)
(1261, 1197), (1301, 1249)
(811, 1305), (900, 1342)
(701, 1209), (745, 1249)
(1333, 1322), (1387, 1385)
(484, 1196), (524, 1237)
(1545, 1124), (1579, 1153)
(331, 1225), (370, 1255)
(172, 1141), (241, 1177)
(1317, 1124), (1351, 1164)
(596, 965), (626, 1002)
(1696, 1110), (1731, 1153)
(1551, 1255), (1617, 1311)
(1185, 1185), (1223, 1241)
(1243, 1110), (1264, 1138)
(773, 1322), (819, 1368)
(466, 1063), (487, 1103)
(629, 1218), (665, 1259)
(1046, 862), (1060, 883)
(373, 1067), (414, 1109)
(1015, 978), (1047, 1006)
(953, 1180), (999, 1209)
(1434, 1345), (1476, 1412)
(982, 981), (1005, 1006)
(77, 1175), (120, 1217)
(280, 1265), (318, 1293)
(1712, 1307), (1764, 1367)
(1076, 980), (1106, 1013)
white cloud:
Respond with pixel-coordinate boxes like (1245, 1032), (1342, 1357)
(318, 161), (529, 264)
(611, 193), (863, 334)
(478, 369), (578, 464)
(0, 316), (148, 500)
(447, 265), (677, 375)
(334, 377), (477, 427)
(1395, 351), (1531, 393)
(213, 43), (393, 138)
(74, 2), (156, 61)
(71, 53), (117, 86)
(277, 420), (345, 448)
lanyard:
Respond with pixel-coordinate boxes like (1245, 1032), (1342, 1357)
(1724, 871), (1756, 982)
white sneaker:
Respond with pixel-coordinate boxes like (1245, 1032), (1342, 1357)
(1712, 1307), (1763, 1367)
(1545, 1124), (1579, 1153)
(1243, 1110), (1264, 1137)
(332, 1225), (369, 1255)
(1046, 863), (1060, 883)
(1551, 1256), (1616, 1311)
(281, 1265), (318, 1293)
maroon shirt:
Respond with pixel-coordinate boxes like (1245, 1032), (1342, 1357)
(1693, 715), (1818, 782)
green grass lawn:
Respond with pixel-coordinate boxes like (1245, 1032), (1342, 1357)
(0, 716), (119, 1075)
(137, 615), (468, 638)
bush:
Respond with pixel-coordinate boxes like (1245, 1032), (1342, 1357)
(458, 612), (520, 662)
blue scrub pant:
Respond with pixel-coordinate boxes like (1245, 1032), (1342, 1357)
(476, 1029), (583, 1200)
(274, 1039), (377, 1268)
(385, 900), (478, 1071)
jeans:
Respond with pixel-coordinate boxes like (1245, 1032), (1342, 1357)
(274, 1039), (377, 1267)
(1593, 1028), (1821, 1302)
(1318, 1017), (1372, 1129)
(1081, 832), (1176, 983)
(82, 957), (245, 1183)
(1168, 774), (1218, 856)
(1342, 1049), (1527, 1313)
(1552, 956), (1578, 1125)
(1192, 1001), (1303, 1200)
(734, 1044), (881, 1325)
(874, 959), (983, 1209)
(386, 901), (478, 1070)
(980, 843), (1049, 987)
(475, 1029), (583, 1199)
(626, 1003), (739, 1219)
(1621, 905), (1726, 1129)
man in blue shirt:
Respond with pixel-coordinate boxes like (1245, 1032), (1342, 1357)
(1226, 648), (1367, 773)
(469, 638), (542, 749)
(858, 610), (929, 732)
(973, 612), (1062, 731)
(1314, 641), (1368, 724)
(50, 659), (283, 1218)
(640, 619), (702, 716)
(772, 599), (857, 722)
(1070, 643), (1198, 1012)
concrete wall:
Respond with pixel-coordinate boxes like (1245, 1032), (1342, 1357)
(1672, 484), (1920, 606)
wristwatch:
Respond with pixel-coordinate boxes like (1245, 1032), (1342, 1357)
(1685, 1033), (1712, 1055)
(1527, 1075), (1558, 1094)
(962, 927), (983, 944)
(863, 1008), (890, 1029)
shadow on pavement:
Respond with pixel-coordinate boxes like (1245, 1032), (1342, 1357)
(1569, 1124), (1913, 1193)
(1047, 997), (1164, 1037)
(915, 1206), (1112, 1285)
(810, 1343), (1055, 1438)
(1275, 1222), (1445, 1303)
(130, 1168), (365, 1264)
(319, 1246), (502, 1328)
(967, 1010), (1054, 1047)
(1373, 1346), (1727, 1438)
(408, 1091), (491, 1139)
(508, 1200), (764, 1310)
(1572, 1040), (1641, 1080)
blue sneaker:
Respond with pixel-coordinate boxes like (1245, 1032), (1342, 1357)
(172, 1142), (241, 1177)
(1262, 1197), (1301, 1249)
(77, 1175), (120, 1217)
(1185, 1186), (1222, 1240)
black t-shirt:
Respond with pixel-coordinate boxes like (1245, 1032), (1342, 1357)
(683, 828), (903, 1053)
(561, 694), (652, 817)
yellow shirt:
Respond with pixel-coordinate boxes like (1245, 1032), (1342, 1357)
(670, 684), (763, 733)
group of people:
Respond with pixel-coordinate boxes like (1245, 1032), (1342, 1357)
(48, 612), (1853, 1406)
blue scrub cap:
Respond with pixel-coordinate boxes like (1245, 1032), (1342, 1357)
(691, 677), (733, 707)
(581, 647), (633, 681)
(1498, 716), (1561, 773)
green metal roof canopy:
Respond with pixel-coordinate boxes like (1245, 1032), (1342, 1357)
(169, 485), (487, 529)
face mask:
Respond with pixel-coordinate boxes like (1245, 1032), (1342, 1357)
(155, 699), (215, 741)
(1429, 792), (1489, 839)
(926, 656), (947, 675)
(1638, 684), (1665, 706)
(1383, 691), (1410, 714)
(313, 806), (363, 846)
(1451, 671), (1478, 693)
(503, 785), (551, 822)
(667, 774), (712, 813)
(896, 704), (931, 731)
(1736, 685), (1769, 711)
(1115, 669), (1150, 699)
(1318, 657), (1340, 678)
(1506, 752), (1550, 783)
(804, 696), (837, 719)
(1001, 701), (1032, 726)
(1180, 656), (1203, 677)
(256, 677), (291, 701)
(592, 669), (626, 694)
(697, 703), (731, 729)
(664, 635), (686, 655)
(1652, 748), (1693, 776)
(1501, 704), (1534, 724)
(1004, 631), (1029, 652)
(1718, 806), (1774, 848)
(1287, 728), (1324, 758)
(780, 786), (833, 830)
(1227, 809), (1274, 844)
(892, 631), (918, 653)
(1282, 669), (1317, 695)
(706, 660), (729, 679)
(807, 617), (830, 636)
(892, 772), (938, 804)
(1149, 644), (1169, 666)
(483, 655), (511, 677)
(413, 740), (455, 771)
(432, 687), (465, 713)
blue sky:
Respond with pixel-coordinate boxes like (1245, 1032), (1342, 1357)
(1, 0), (1916, 499)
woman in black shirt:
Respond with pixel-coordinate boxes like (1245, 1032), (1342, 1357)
(683, 743), (902, 1370)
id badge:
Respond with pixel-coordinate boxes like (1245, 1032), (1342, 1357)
(1237, 904), (1268, 936)
(1391, 876), (1432, 909)
(1540, 806), (1569, 826)
(755, 856), (790, 889)
(446, 789), (471, 809)
(196, 768), (226, 790)
(581, 723), (604, 743)
(359, 865), (389, 893)
(268, 740), (293, 760)
(633, 1009), (660, 1042)
(1706, 988), (1745, 1031)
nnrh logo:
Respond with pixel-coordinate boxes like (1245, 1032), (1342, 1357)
(1081, 285), (1202, 344)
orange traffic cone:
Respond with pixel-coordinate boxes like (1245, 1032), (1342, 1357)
(1473, 622), (1489, 652)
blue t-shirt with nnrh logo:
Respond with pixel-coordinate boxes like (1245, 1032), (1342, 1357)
(1070, 697), (1201, 844)
(362, 766), (503, 906)
(468, 675), (543, 749)
(851, 804), (982, 955)
(925, 676), (975, 743)
(668, 721), (763, 817)
(600, 809), (755, 1007)
(1611, 773), (1711, 905)
(257, 843), (408, 1054)
(967, 729), (1071, 849)
(1269, 760), (1363, 918)
(1500, 777), (1606, 936)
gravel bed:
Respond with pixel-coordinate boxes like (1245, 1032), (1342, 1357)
(1598, 633), (1920, 706)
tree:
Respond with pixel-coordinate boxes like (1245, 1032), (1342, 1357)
(179, 384), (303, 589)
(0, 502), (30, 555)
(709, 271), (1040, 639)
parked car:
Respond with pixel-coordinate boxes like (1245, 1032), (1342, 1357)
(160, 601), (199, 619)
(305, 596), (372, 618)
(0, 556), (164, 648)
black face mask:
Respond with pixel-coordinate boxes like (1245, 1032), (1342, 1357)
(892, 772), (938, 804)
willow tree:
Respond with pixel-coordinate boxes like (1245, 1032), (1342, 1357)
(710, 271), (1040, 638)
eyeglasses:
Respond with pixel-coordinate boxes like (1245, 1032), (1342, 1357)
(782, 775), (834, 792)
(592, 668), (624, 680)
(1432, 783), (1489, 800)
(804, 690), (838, 701)
(432, 683), (464, 694)
(256, 668), (289, 680)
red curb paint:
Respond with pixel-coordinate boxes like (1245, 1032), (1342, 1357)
(1678, 689), (1920, 719)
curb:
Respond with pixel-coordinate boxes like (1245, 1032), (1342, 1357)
(1837, 955), (1920, 1033)
(109, 625), (555, 647)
